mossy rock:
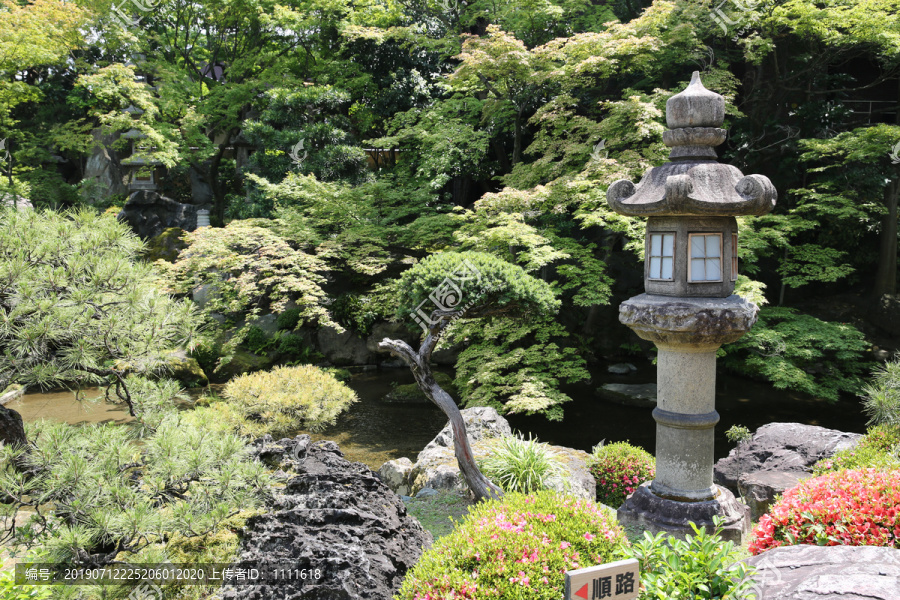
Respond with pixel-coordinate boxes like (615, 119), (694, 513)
(0, 383), (25, 405)
(162, 350), (209, 387)
(384, 372), (456, 403)
(143, 227), (188, 262)
(216, 349), (274, 381)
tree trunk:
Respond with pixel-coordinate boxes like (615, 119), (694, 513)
(512, 109), (523, 166)
(378, 314), (503, 503)
(0, 405), (27, 450)
(874, 178), (899, 298)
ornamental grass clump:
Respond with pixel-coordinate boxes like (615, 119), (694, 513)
(396, 491), (628, 600)
(477, 434), (564, 493)
(749, 468), (900, 554)
(587, 442), (655, 508)
(221, 365), (357, 437)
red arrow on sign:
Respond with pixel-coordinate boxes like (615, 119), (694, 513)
(575, 583), (589, 599)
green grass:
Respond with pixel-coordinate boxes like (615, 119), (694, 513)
(404, 490), (475, 540)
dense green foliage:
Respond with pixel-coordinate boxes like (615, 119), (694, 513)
(622, 521), (755, 600)
(396, 491), (628, 599)
(0, 396), (271, 568)
(2, 0), (898, 415)
(587, 441), (656, 508)
(477, 434), (564, 494)
(0, 208), (200, 395)
(720, 307), (870, 402)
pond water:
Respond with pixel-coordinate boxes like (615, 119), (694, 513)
(9, 362), (869, 470)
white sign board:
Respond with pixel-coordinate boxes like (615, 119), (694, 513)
(563, 558), (640, 600)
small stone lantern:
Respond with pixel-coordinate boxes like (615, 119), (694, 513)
(607, 72), (776, 542)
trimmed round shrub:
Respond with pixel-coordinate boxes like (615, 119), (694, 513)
(587, 442), (655, 508)
(749, 468), (900, 554)
(221, 365), (358, 437)
(812, 424), (900, 474)
(477, 434), (564, 493)
(397, 491), (628, 600)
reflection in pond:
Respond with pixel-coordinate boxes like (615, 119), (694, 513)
(12, 362), (869, 469)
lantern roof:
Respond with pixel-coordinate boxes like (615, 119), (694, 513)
(607, 72), (776, 217)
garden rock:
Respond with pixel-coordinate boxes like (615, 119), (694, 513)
(221, 435), (431, 600)
(214, 349), (273, 381)
(317, 325), (372, 366)
(742, 545), (900, 600)
(158, 350), (208, 387)
(378, 457), (413, 496)
(714, 423), (862, 520)
(608, 363), (637, 375)
(598, 383), (657, 408)
(143, 227), (188, 262)
(118, 190), (199, 239)
(366, 321), (417, 355)
(0, 384), (25, 406)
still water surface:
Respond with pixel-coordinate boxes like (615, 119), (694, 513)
(9, 363), (868, 469)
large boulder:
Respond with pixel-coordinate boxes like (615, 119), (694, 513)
(317, 325), (373, 366)
(381, 407), (596, 500)
(714, 423), (862, 520)
(83, 128), (127, 199)
(366, 321), (418, 355)
(118, 190), (199, 239)
(742, 545), (900, 600)
(870, 294), (900, 337)
(220, 435), (431, 600)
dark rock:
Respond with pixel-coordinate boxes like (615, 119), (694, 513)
(598, 383), (657, 408)
(608, 363), (638, 375)
(414, 487), (438, 498)
(222, 435), (432, 600)
(714, 423), (861, 520)
(741, 545), (900, 600)
(366, 322), (417, 355)
(118, 190), (199, 239)
(84, 128), (127, 199)
(317, 326), (373, 366)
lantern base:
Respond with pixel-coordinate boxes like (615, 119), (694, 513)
(616, 482), (750, 544)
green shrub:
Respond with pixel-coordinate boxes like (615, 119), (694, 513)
(396, 491), (628, 600)
(812, 424), (900, 475)
(477, 434), (564, 493)
(720, 307), (870, 402)
(0, 412), (271, 569)
(331, 293), (380, 337)
(622, 520), (755, 599)
(588, 442), (655, 508)
(221, 365), (358, 436)
(862, 355), (900, 428)
(276, 307), (304, 331)
(244, 325), (271, 354)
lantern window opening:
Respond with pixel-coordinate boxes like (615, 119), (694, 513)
(688, 233), (723, 283)
(731, 233), (738, 282)
(648, 232), (675, 281)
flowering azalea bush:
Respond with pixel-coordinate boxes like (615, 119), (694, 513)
(587, 442), (655, 508)
(396, 491), (628, 600)
(749, 468), (900, 554)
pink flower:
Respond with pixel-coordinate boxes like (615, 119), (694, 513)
(583, 533), (594, 541)
(560, 541), (571, 550)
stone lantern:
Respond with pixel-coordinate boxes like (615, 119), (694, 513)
(607, 72), (776, 542)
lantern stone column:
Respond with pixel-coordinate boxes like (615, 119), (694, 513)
(607, 72), (777, 543)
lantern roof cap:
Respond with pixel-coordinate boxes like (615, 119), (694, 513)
(606, 72), (776, 217)
(666, 71), (725, 129)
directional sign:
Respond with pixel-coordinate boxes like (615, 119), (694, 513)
(563, 558), (640, 600)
